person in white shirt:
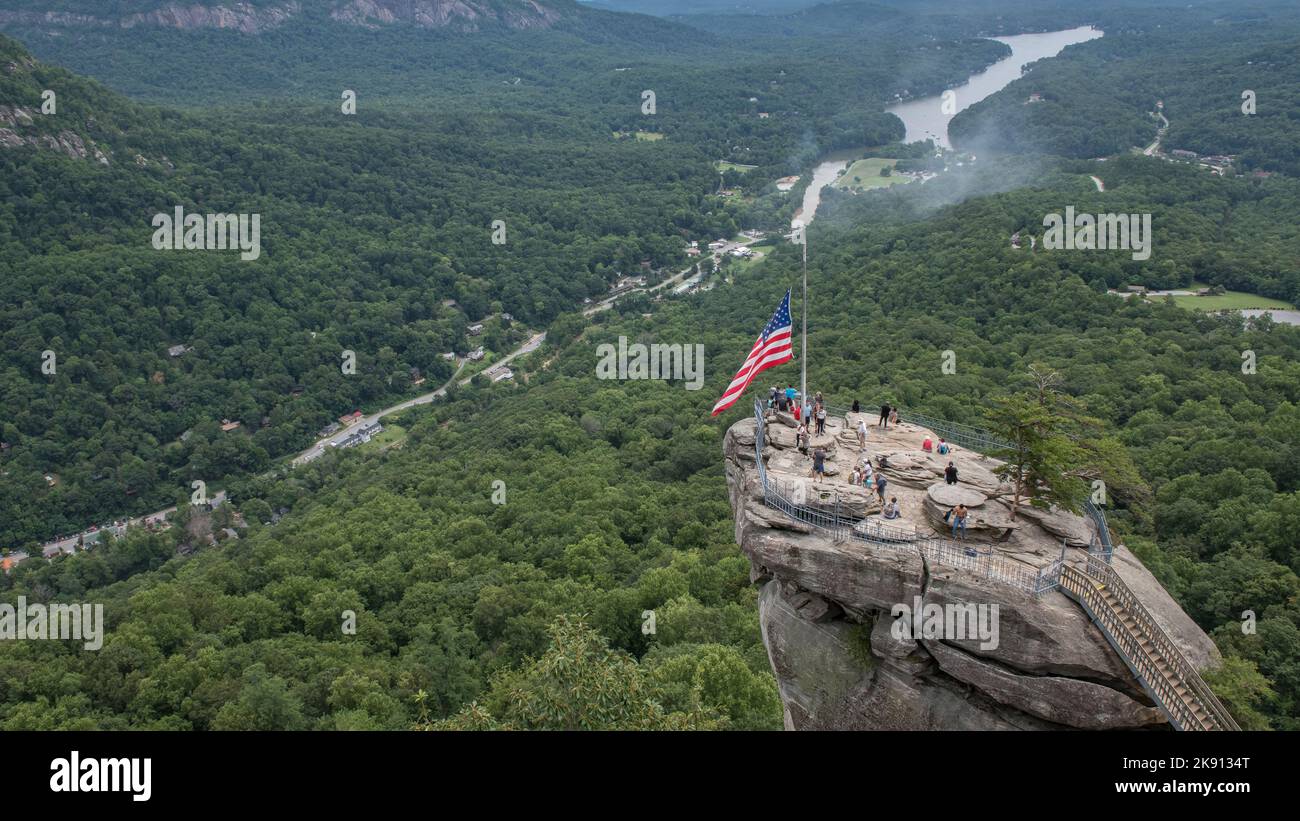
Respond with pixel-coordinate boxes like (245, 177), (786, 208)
(857, 419), (868, 449)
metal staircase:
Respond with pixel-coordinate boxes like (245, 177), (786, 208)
(1059, 556), (1240, 731)
(751, 398), (1240, 731)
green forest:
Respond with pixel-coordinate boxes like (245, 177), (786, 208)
(1, 0), (1299, 731)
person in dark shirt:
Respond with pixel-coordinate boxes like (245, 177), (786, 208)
(851, 399), (860, 413)
(945, 462), (958, 485)
(811, 447), (826, 481)
(878, 403), (891, 428)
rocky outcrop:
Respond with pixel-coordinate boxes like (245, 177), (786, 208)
(725, 412), (1223, 731)
(0, 1), (564, 33)
(331, 0), (562, 30)
(0, 3), (303, 34)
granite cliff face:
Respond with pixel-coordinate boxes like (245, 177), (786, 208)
(724, 409), (1221, 730)
(0, 1), (565, 33)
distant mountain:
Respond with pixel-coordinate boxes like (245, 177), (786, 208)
(0, 0), (576, 34)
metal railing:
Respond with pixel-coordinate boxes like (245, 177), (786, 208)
(753, 400), (1060, 596)
(1059, 557), (1240, 731)
(751, 398), (1238, 730)
(825, 400), (1118, 562)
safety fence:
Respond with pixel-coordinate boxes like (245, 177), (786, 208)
(750, 397), (1236, 730)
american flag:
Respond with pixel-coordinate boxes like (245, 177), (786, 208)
(711, 290), (794, 416)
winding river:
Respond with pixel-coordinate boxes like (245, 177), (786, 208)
(796, 25), (1103, 226)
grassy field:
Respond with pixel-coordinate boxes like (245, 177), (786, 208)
(360, 420), (408, 451)
(716, 160), (759, 172)
(1169, 291), (1296, 311)
(833, 158), (909, 190)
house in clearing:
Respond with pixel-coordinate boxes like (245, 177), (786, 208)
(467, 323), (485, 336)
(220, 419), (242, 432)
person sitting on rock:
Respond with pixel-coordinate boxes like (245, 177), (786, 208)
(936, 438), (950, 455)
(922, 435), (933, 452)
(889, 408), (899, 426)
(851, 399), (860, 413)
(945, 461), (958, 485)
(811, 447), (826, 481)
(883, 497), (901, 519)
(796, 423), (809, 452)
(850, 466), (862, 486)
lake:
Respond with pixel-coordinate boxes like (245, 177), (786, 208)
(885, 25), (1103, 149)
(796, 26), (1103, 227)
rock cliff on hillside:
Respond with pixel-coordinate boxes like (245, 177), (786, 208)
(724, 408), (1222, 730)
(0, 1), (566, 33)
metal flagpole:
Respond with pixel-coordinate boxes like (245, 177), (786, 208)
(800, 230), (807, 412)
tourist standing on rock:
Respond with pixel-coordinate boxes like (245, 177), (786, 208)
(850, 466), (862, 485)
(851, 399), (860, 413)
(889, 408), (899, 426)
(769, 386), (778, 408)
(796, 422), (809, 453)
(811, 447), (826, 481)
(856, 418), (868, 449)
(951, 504), (969, 539)
(945, 462), (958, 485)
(786, 384), (796, 404)
(815, 403), (827, 436)
(879, 402), (891, 428)
(793, 401), (802, 422)
(875, 473), (888, 504)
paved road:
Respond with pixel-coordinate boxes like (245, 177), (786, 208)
(1143, 111), (1170, 156)
(37, 490), (227, 559)
(23, 333), (550, 561)
(583, 240), (756, 316)
(291, 331), (546, 466)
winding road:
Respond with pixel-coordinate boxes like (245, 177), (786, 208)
(24, 332), (548, 563)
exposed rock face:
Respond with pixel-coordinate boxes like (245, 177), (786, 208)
(332, 0), (562, 30)
(0, 1), (564, 33)
(725, 412), (1222, 731)
(0, 3), (304, 34)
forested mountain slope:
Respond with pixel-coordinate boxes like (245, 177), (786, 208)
(5, 151), (1300, 728)
(950, 9), (1300, 174)
(0, 14), (1012, 547)
(3, 0), (1299, 732)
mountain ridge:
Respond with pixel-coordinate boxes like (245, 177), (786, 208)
(0, 0), (579, 33)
